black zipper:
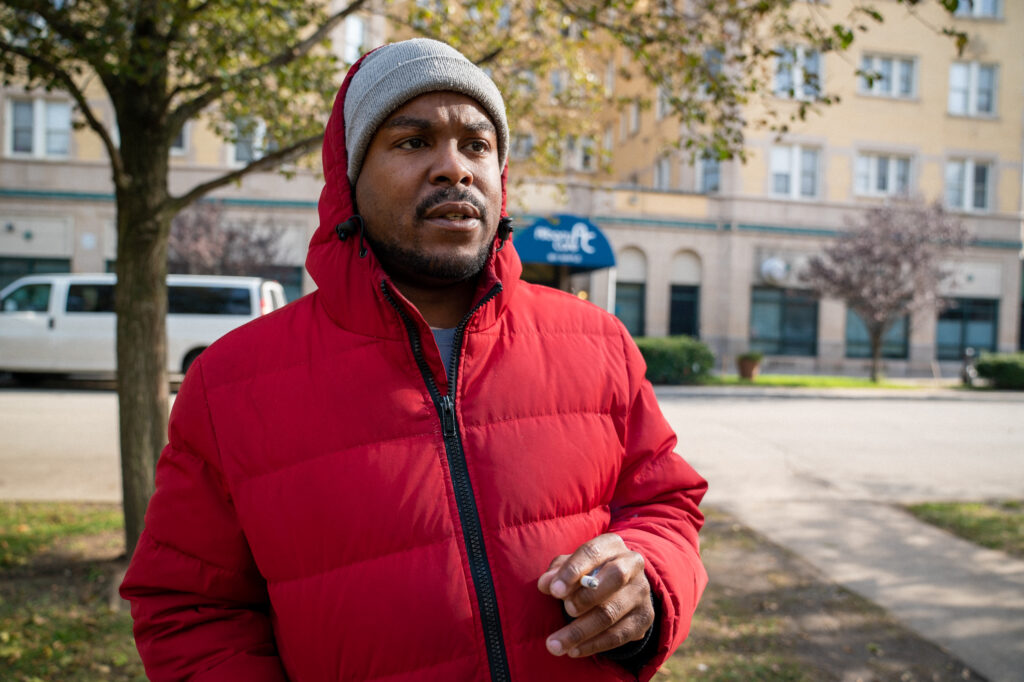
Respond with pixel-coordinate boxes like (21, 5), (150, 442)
(381, 280), (509, 682)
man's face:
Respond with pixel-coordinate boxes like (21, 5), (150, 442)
(354, 92), (503, 288)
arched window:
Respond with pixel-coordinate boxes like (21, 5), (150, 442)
(616, 247), (647, 336)
(669, 251), (701, 338)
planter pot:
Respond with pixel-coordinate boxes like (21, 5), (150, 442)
(738, 358), (761, 380)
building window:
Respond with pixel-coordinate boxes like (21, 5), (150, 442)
(628, 100), (640, 135)
(616, 282), (646, 337)
(170, 122), (189, 155)
(845, 310), (908, 359)
(669, 285), (700, 337)
(750, 287), (819, 356)
(936, 297), (998, 360)
(859, 54), (916, 98)
(855, 154), (911, 196)
(771, 145), (819, 199)
(564, 135), (595, 172)
(654, 155), (671, 190)
(603, 125), (613, 156)
(774, 46), (821, 99)
(954, 0), (1001, 18)
(656, 86), (670, 120)
(510, 133), (534, 161)
(6, 98), (71, 158)
(698, 155), (720, 194)
(0, 256), (71, 291)
(605, 59), (615, 95)
(343, 15), (366, 65)
(233, 118), (274, 164)
(948, 62), (997, 116)
(701, 48), (724, 97)
(945, 159), (992, 212)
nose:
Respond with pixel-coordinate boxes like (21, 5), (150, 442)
(429, 141), (473, 187)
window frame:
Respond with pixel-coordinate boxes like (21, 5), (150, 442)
(947, 61), (998, 118)
(859, 54), (917, 99)
(954, 0), (1001, 19)
(944, 158), (993, 212)
(770, 144), (820, 200)
(697, 155), (721, 194)
(854, 152), (912, 197)
(774, 45), (822, 100)
(845, 309), (909, 359)
(936, 297), (999, 361)
(4, 96), (73, 159)
(750, 286), (820, 357)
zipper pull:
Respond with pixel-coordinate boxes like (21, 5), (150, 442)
(439, 395), (457, 438)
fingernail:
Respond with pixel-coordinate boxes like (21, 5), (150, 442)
(569, 648), (580, 657)
(547, 638), (563, 655)
(551, 580), (567, 597)
(564, 601), (577, 617)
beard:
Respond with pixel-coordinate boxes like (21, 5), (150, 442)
(364, 231), (493, 283)
(362, 186), (495, 284)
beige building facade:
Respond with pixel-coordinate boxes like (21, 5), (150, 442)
(1, 2), (1021, 377)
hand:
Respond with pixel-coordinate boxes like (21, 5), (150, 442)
(536, 533), (654, 658)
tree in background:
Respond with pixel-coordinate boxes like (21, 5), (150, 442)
(0, 0), (967, 554)
(801, 200), (969, 382)
(168, 203), (287, 277)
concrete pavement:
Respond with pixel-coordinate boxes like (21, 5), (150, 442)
(656, 385), (1024, 682)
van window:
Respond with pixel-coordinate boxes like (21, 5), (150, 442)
(169, 286), (252, 315)
(1, 283), (51, 313)
(66, 284), (115, 313)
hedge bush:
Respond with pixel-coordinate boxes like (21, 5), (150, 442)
(634, 335), (715, 385)
(975, 352), (1024, 390)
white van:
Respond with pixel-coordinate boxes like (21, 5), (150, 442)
(0, 273), (287, 381)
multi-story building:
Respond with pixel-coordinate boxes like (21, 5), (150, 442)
(2, 1), (1021, 376)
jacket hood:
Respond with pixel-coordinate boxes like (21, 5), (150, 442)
(305, 48), (520, 337)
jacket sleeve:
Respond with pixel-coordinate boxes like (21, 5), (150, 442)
(119, 358), (288, 682)
(606, 326), (708, 681)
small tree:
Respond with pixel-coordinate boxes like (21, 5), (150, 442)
(168, 203), (286, 276)
(801, 200), (969, 382)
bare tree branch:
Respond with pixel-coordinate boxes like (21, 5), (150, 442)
(167, 133), (322, 213)
(0, 38), (125, 185)
(169, 0), (368, 127)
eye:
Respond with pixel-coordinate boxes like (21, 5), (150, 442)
(397, 137), (427, 150)
(466, 139), (490, 154)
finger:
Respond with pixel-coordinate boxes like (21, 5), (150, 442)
(537, 555), (569, 595)
(563, 552), (644, 618)
(567, 608), (655, 658)
(545, 591), (632, 656)
(550, 534), (625, 599)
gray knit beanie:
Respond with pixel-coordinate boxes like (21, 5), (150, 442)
(344, 38), (509, 185)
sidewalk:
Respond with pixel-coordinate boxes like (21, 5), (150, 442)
(725, 499), (1024, 682)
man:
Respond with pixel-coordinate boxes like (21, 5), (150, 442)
(121, 38), (707, 682)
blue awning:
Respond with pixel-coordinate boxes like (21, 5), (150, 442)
(513, 214), (616, 271)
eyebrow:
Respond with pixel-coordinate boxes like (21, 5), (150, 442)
(384, 115), (497, 135)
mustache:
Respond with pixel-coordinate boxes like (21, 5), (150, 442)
(415, 187), (488, 222)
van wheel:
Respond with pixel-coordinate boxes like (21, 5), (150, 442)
(181, 348), (206, 375)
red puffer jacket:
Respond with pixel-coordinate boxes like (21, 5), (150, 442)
(120, 51), (707, 682)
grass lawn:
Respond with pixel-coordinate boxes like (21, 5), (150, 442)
(706, 374), (922, 389)
(0, 502), (983, 681)
(0, 502), (140, 681)
(905, 500), (1024, 558)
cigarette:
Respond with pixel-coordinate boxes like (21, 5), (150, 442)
(581, 568), (600, 589)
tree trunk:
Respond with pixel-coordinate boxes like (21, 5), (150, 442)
(115, 130), (172, 557)
(869, 327), (884, 384)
